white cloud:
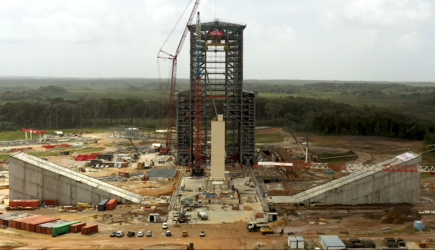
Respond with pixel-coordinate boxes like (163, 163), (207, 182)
(328, 0), (434, 29)
(397, 32), (423, 51)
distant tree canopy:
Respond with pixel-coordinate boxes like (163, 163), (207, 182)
(0, 78), (435, 141)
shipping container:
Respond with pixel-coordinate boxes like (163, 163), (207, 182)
(119, 172), (130, 177)
(69, 222), (86, 233)
(42, 199), (58, 206)
(0, 213), (22, 227)
(105, 198), (118, 210)
(38, 220), (70, 235)
(98, 153), (113, 160)
(414, 220), (424, 231)
(22, 216), (51, 231)
(2, 213), (34, 227)
(319, 235), (346, 250)
(98, 199), (109, 211)
(9, 200), (40, 207)
(51, 221), (80, 236)
(81, 224), (98, 235)
(29, 217), (58, 232)
(21, 216), (45, 230)
(10, 215), (40, 228)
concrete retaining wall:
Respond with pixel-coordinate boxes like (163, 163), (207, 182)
(304, 171), (421, 204)
(9, 157), (130, 205)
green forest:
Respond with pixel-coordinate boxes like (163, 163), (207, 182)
(1, 77), (435, 145)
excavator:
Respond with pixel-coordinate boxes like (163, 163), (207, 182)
(260, 218), (287, 235)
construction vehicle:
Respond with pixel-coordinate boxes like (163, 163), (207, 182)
(247, 218), (269, 232)
(141, 171), (149, 181)
(182, 231), (188, 237)
(186, 242), (194, 250)
(260, 218), (287, 235)
(136, 162), (151, 170)
(157, 0), (201, 155)
(181, 193), (202, 206)
(127, 138), (140, 163)
(197, 210), (208, 220)
(244, 178), (254, 188)
(175, 207), (190, 223)
(417, 238), (435, 248)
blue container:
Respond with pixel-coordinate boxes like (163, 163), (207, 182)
(324, 169), (334, 174)
(414, 221), (424, 231)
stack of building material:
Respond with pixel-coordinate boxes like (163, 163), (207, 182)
(51, 221), (80, 236)
(105, 199), (118, 210)
(69, 222), (86, 233)
(81, 224), (98, 235)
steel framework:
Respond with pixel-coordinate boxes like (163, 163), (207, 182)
(176, 19), (256, 167)
(255, 161), (435, 172)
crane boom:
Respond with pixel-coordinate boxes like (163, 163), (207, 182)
(279, 117), (306, 157)
(158, 0), (201, 153)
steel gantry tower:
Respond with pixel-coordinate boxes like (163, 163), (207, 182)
(176, 18), (256, 169)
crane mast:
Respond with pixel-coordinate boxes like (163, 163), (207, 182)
(157, 0), (201, 153)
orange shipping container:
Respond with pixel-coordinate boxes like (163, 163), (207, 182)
(20, 215), (44, 230)
(9, 200), (40, 207)
(10, 215), (40, 228)
(23, 216), (49, 231)
(29, 218), (58, 232)
(42, 199), (58, 206)
(69, 222), (86, 233)
(81, 224), (98, 235)
(105, 199), (118, 210)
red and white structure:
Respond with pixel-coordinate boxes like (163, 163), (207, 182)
(22, 128), (46, 140)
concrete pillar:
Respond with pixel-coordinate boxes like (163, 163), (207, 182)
(211, 115), (225, 179)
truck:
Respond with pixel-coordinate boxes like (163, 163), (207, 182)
(247, 218), (270, 232)
(197, 210), (208, 220)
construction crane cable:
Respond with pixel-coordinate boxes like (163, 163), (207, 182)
(157, 0), (193, 56)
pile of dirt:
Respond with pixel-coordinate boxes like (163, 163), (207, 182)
(363, 205), (421, 224)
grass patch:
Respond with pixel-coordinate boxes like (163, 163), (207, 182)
(318, 150), (358, 163)
(29, 147), (105, 158)
(422, 152), (435, 165)
(256, 134), (284, 143)
(0, 154), (9, 160)
(0, 127), (108, 141)
(421, 173), (435, 179)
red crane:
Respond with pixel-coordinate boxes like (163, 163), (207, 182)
(157, 0), (201, 154)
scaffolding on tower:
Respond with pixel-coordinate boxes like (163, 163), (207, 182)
(194, 12), (203, 174)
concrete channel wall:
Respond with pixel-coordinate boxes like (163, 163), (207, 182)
(268, 153), (422, 205)
(9, 153), (141, 205)
(302, 170), (421, 204)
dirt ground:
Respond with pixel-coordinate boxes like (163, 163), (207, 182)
(1, 129), (435, 249)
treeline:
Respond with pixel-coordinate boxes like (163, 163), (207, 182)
(255, 96), (434, 141)
(0, 98), (167, 130)
(247, 82), (435, 98)
(1, 95), (434, 142)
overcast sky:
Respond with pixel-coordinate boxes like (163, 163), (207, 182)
(0, 0), (434, 81)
